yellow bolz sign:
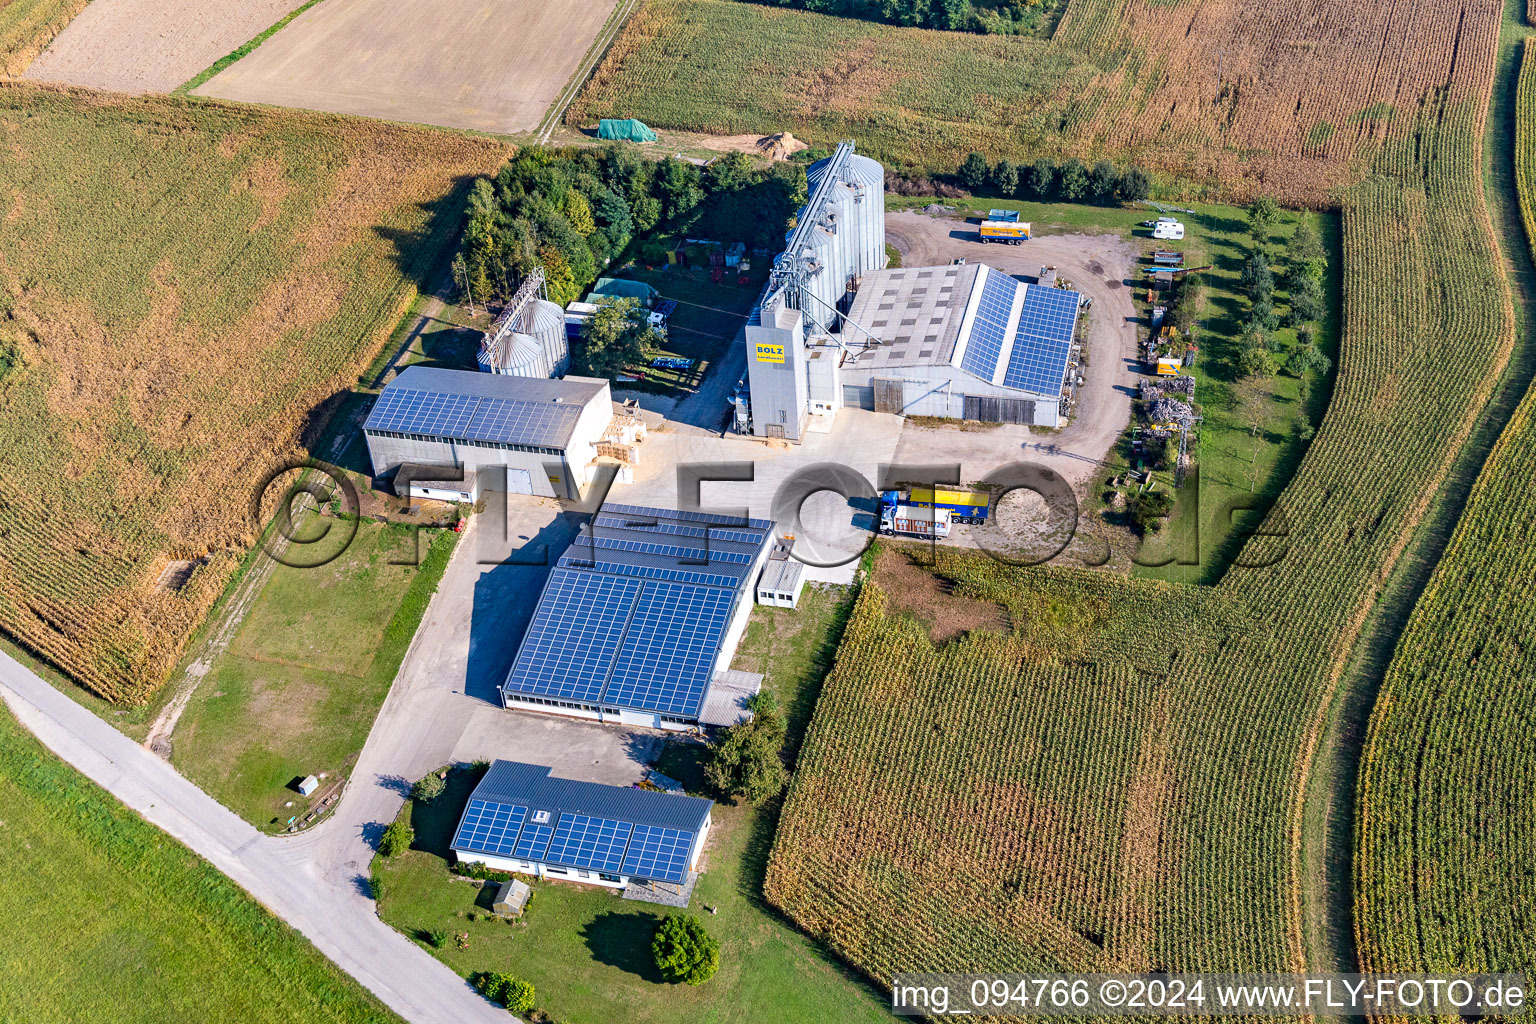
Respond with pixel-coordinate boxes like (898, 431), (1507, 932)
(755, 343), (785, 364)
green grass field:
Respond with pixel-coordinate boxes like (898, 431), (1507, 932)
(373, 585), (887, 1024)
(171, 519), (455, 829)
(0, 702), (401, 1023)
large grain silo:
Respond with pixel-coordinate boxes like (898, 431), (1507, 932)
(794, 142), (887, 319)
(478, 267), (570, 378)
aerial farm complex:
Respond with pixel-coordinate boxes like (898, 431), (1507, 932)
(742, 143), (1084, 435)
(4, 0), (1535, 1019)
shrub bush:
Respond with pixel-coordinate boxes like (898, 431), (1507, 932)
(379, 818), (413, 858)
(652, 914), (720, 986)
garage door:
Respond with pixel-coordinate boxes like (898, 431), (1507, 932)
(481, 466), (533, 495)
(843, 385), (875, 411)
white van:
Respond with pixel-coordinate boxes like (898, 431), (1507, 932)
(1152, 218), (1185, 240)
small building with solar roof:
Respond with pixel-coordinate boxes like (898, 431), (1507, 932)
(501, 503), (775, 731)
(452, 760), (713, 890)
(362, 366), (613, 502)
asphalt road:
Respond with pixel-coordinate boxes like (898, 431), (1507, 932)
(0, 649), (511, 1024)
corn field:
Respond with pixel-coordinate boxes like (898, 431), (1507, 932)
(767, 10), (1515, 991)
(568, 0), (1502, 205)
(1353, 37), (1536, 992)
(0, 86), (505, 702)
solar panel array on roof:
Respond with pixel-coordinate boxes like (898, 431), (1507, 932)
(503, 505), (772, 720)
(621, 825), (694, 882)
(958, 269), (1019, 382)
(546, 814), (633, 873)
(450, 762), (714, 885)
(363, 367), (599, 450)
(1002, 285), (1081, 396)
(453, 800), (528, 858)
(603, 502), (774, 531)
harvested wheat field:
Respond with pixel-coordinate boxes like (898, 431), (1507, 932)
(195, 0), (620, 134)
(21, 0), (296, 93)
(569, 0), (1502, 203)
(0, 84), (506, 703)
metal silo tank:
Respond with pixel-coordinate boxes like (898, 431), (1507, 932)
(528, 298), (570, 377)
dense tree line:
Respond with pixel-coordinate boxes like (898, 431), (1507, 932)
(743, 0), (1064, 34)
(957, 151), (1151, 204)
(1236, 197), (1330, 380)
(458, 146), (807, 309)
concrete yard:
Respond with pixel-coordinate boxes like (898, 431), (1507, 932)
(885, 211), (1141, 493)
(193, 0), (620, 133)
(23, 0), (296, 93)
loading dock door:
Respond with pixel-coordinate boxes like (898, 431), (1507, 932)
(963, 395), (1036, 424)
(873, 378), (905, 414)
(843, 385), (875, 411)
(482, 466), (533, 495)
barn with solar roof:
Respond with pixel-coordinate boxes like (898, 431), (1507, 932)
(451, 760), (713, 890)
(501, 504), (775, 731)
(362, 366), (614, 502)
(834, 262), (1082, 426)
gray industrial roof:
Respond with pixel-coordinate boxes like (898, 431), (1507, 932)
(503, 504), (773, 719)
(844, 263), (1080, 400)
(757, 557), (804, 595)
(451, 760), (713, 884)
(364, 366), (605, 450)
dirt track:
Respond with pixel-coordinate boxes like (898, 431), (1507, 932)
(886, 211), (1141, 493)
(195, 0), (620, 134)
(23, 0), (295, 93)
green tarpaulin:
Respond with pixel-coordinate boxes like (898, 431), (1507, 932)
(598, 118), (658, 142)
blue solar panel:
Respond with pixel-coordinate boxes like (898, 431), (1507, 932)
(503, 569), (639, 703)
(585, 536), (754, 564)
(367, 388), (481, 438)
(513, 820), (554, 860)
(452, 800), (528, 857)
(621, 825), (695, 883)
(958, 269), (1020, 382)
(556, 556), (742, 589)
(366, 387), (581, 448)
(546, 813), (633, 873)
(605, 581), (734, 717)
(1002, 286), (1080, 395)
(602, 502), (773, 532)
(591, 515), (765, 546)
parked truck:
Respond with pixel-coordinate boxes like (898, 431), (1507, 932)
(980, 220), (1031, 244)
(904, 487), (991, 525)
(879, 492), (953, 538)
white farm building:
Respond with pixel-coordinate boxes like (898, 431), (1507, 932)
(741, 141), (1083, 437)
(362, 366), (613, 502)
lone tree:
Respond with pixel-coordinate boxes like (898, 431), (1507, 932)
(411, 772), (445, 802)
(958, 151), (989, 191)
(1246, 195), (1279, 246)
(577, 297), (662, 380)
(991, 158), (1020, 197)
(704, 692), (787, 804)
(652, 914), (720, 986)
(1118, 165), (1151, 202)
(379, 818), (413, 858)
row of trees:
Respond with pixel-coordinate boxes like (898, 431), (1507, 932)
(957, 151), (1151, 204)
(742, 0), (1061, 35)
(1236, 198), (1331, 379)
(457, 146), (806, 309)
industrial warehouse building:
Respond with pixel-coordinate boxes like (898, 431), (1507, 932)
(452, 760), (713, 890)
(501, 504), (773, 731)
(742, 141), (1082, 436)
(362, 366), (613, 502)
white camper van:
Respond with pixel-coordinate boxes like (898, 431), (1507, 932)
(1152, 217), (1186, 240)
